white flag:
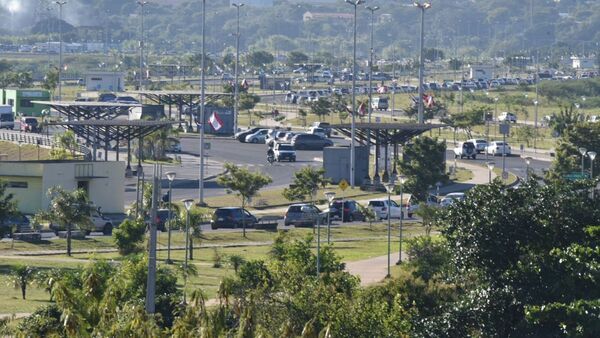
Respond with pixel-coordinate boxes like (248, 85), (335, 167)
(209, 112), (223, 131)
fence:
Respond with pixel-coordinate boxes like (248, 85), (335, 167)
(0, 131), (91, 159)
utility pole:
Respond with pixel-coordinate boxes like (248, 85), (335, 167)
(232, 3), (244, 136)
(145, 164), (159, 314)
(137, 1), (148, 92)
(414, 2), (431, 124)
(366, 5), (379, 175)
(55, 1), (66, 101)
(199, 0), (206, 205)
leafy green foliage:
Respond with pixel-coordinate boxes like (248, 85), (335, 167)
(245, 51), (274, 67)
(286, 51), (309, 66)
(397, 137), (448, 200)
(441, 105), (490, 139)
(308, 97), (332, 119)
(8, 265), (35, 300)
(548, 103), (586, 137)
(113, 218), (146, 255)
(0, 179), (16, 238)
(282, 166), (329, 202)
(548, 122), (600, 180)
(50, 130), (78, 160)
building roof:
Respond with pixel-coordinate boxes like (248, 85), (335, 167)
(31, 101), (140, 108)
(331, 123), (445, 144)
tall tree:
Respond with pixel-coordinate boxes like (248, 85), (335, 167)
(37, 187), (92, 256)
(9, 265), (35, 300)
(246, 51), (274, 68)
(282, 166), (330, 204)
(397, 137), (447, 200)
(217, 163), (272, 237)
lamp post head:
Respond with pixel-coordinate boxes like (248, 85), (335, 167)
(525, 156), (532, 166)
(182, 199), (194, 211)
(324, 191), (336, 203)
(165, 171), (176, 182)
(588, 151), (597, 161)
(487, 161), (495, 170)
(366, 5), (380, 12)
(398, 174), (407, 185)
(384, 182), (396, 194)
(494, 97), (499, 102)
(579, 147), (588, 156)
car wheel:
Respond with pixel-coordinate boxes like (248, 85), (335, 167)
(103, 224), (113, 235)
(348, 215), (354, 222)
(472, 154), (476, 160)
(251, 138), (258, 143)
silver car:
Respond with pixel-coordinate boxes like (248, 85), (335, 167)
(284, 204), (326, 227)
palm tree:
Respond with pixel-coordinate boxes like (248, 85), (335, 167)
(9, 265), (35, 299)
(549, 103), (585, 137)
(37, 187), (93, 256)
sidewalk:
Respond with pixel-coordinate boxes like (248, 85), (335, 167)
(346, 254), (397, 285)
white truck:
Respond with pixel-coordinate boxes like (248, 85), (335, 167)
(453, 141), (477, 159)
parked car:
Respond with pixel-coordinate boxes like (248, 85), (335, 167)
(407, 194), (438, 215)
(371, 97), (389, 111)
(284, 204), (326, 227)
(211, 207), (257, 230)
(0, 214), (32, 236)
(308, 127), (327, 138)
(282, 132), (297, 142)
(329, 200), (364, 222)
(274, 143), (296, 162)
(467, 139), (488, 153)
(114, 96), (140, 104)
(486, 141), (512, 156)
(291, 134), (333, 150)
(440, 193), (465, 207)
(50, 207), (114, 235)
(498, 112), (517, 123)
(453, 141), (477, 159)
(20, 117), (39, 133)
(266, 130), (287, 147)
(311, 122), (332, 137)
(368, 199), (403, 220)
(235, 127), (262, 142)
(245, 129), (269, 143)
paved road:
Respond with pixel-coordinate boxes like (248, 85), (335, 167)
(444, 149), (549, 179)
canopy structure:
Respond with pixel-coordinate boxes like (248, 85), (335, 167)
(129, 90), (232, 131)
(49, 119), (181, 173)
(32, 101), (141, 120)
(330, 122), (445, 184)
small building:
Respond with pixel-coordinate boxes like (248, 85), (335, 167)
(303, 11), (353, 22)
(571, 56), (596, 69)
(323, 145), (369, 185)
(469, 64), (495, 81)
(84, 71), (125, 92)
(0, 160), (125, 214)
(0, 89), (50, 117)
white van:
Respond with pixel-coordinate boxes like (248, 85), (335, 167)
(0, 105), (14, 129)
(371, 97), (389, 111)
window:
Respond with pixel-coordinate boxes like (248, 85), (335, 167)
(20, 99), (33, 108)
(7, 99), (14, 106)
(7, 182), (27, 188)
(91, 77), (102, 81)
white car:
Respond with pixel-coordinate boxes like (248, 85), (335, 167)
(274, 143), (296, 162)
(368, 199), (404, 220)
(244, 129), (269, 143)
(486, 141), (512, 156)
(440, 193), (465, 208)
(308, 127), (327, 138)
(467, 139), (488, 153)
(498, 112), (517, 123)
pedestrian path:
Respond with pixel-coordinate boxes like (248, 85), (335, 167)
(345, 253), (400, 286)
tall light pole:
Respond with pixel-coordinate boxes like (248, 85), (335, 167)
(182, 198), (194, 304)
(55, 1), (66, 101)
(325, 191), (336, 244)
(137, 1), (148, 91)
(579, 147), (588, 176)
(199, 0), (207, 205)
(414, 1), (431, 124)
(232, 3), (244, 136)
(397, 175), (406, 265)
(487, 161), (495, 184)
(366, 5), (379, 163)
(165, 171), (176, 264)
(345, 0), (364, 188)
(384, 181), (395, 278)
(588, 151), (597, 198)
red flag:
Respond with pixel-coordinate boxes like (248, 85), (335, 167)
(358, 102), (367, 115)
(209, 112), (224, 131)
(241, 79), (249, 90)
(423, 94), (435, 108)
(377, 85), (388, 94)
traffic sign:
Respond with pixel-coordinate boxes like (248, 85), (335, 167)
(338, 179), (349, 191)
(564, 172), (589, 181)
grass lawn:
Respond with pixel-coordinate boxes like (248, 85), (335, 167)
(0, 141), (52, 161)
(450, 166), (474, 182)
(0, 221), (427, 315)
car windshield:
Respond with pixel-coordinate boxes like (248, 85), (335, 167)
(279, 145), (294, 151)
(288, 205), (302, 212)
(495, 142), (505, 145)
(25, 118), (37, 124)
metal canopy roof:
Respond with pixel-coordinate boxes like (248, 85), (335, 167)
(32, 100), (140, 120)
(49, 119), (182, 146)
(331, 123), (445, 145)
(129, 90), (231, 107)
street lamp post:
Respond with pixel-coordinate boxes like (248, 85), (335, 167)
(366, 5), (379, 161)
(487, 161), (495, 184)
(137, 1), (148, 92)
(55, 1), (66, 101)
(414, 1), (431, 124)
(533, 99), (539, 151)
(588, 151), (597, 198)
(345, 0), (364, 188)
(232, 3), (244, 136)
(325, 191), (336, 244)
(525, 157), (532, 182)
(579, 147), (588, 176)
(397, 175), (407, 265)
(384, 181), (395, 278)
(199, 0), (207, 205)
(493, 97), (498, 138)
(165, 171), (176, 264)
(181, 198), (194, 304)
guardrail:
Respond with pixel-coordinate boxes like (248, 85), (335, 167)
(0, 131), (91, 159)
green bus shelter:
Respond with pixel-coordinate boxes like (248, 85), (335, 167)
(0, 88), (50, 117)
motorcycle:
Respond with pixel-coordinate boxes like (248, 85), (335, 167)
(267, 154), (275, 164)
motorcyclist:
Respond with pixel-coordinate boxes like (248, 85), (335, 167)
(267, 146), (275, 162)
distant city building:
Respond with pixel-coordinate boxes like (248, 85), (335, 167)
(303, 11), (353, 22)
(84, 72), (125, 92)
(571, 56), (596, 69)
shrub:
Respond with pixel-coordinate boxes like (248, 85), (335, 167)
(113, 219), (146, 255)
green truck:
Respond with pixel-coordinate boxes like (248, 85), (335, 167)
(0, 88), (50, 117)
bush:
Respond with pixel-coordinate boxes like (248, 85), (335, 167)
(113, 219), (146, 255)
(16, 305), (64, 337)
